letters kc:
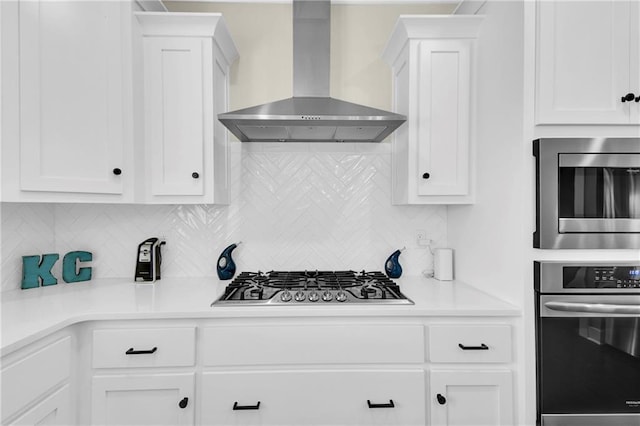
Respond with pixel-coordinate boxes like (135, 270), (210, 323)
(21, 251), (93, 290)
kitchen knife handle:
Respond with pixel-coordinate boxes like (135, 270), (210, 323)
(367, 400), (395, 408)
(458, 343), (489, 350)
(125, 346), (158, 355)
(233, 401), (261, 410)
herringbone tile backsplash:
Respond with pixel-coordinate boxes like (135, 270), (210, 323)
(1, 144), (447, 292)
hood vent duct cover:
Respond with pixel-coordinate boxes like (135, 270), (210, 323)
(218, 0), (406, 142)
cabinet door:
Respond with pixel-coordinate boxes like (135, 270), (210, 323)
(429, 370), (513, 426)
(9, 385), (71, 426)
(416, 40), (471, 197)
(18, 0), (131, 195)
(536, 1), (632, 124)
(201, 369), (425, 426)
(142, 37), (210, 201)
(91, 373), (194, 425)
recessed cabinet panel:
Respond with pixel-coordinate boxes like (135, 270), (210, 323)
(536, 1), (634, 124)
(144, 38), (206, 196)
(0, 337), (71, 422)
(417, 41), (470, 197)
(18, 1), (129, 195)
(8, 384), (71, 426)
(430, 370), (513, 426)
(201, 370), (426, 426)
(201, 324), (425, 366)
(91, 373), (194, 426)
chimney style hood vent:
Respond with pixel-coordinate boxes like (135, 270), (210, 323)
(218, 0), (406, 142)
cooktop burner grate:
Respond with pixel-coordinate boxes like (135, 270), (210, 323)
(212, 270), (414, 305)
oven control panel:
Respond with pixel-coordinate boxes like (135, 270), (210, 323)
(564, 266), (640, 289)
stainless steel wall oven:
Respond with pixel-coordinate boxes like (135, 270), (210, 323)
(535, 261), (640, 426)
(534, 138), (640, 249)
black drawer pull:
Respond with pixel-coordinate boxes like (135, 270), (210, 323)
(422, 172), (430, 179)
(233, 401), (261, 410)
(458, 343), (489, 350)
(178, 397), (188, 409)
(437, 393), (447, 405)
(192, 172), (200, 179)
(113, 168), (122, 176)
(621, 93), (636, 102)
(367, 399), (395, 408)
(125, 346), (158, 355)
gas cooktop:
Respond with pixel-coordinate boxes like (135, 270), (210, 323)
(211, 270), (414, 305)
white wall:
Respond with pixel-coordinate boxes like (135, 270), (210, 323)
(447, 1), (528, 424)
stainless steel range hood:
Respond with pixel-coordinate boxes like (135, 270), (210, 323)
(218, 0), (406, 142)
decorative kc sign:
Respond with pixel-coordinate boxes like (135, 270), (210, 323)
(21, 251), (93, 290)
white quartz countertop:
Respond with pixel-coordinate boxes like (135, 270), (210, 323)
(1, 276), (520, 355)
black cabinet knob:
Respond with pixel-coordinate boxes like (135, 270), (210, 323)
(422, 172), (430, 179)
(113, 168), (122, 176)
(635, 96), (640, 103)
(437, 394), (447, 405)
(192, 172), (200, 179)
(621, 93), (636, 102)
(179, 397), (188, 409)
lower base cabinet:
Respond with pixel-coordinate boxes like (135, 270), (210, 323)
(9, 385), (71, 426)
(200, 369), (426, 426)
(429, 370), (513, 426)
(91, 373), (195, 425)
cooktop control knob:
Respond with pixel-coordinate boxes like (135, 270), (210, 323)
(322, 291), (333, 301)
(308, 291), (320, 302)
(280, 290), (292, 302)
(294, 291), (306, 302)
(335, 291), (347, 302)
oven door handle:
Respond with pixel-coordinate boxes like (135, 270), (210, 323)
(544, 301), (640, 315)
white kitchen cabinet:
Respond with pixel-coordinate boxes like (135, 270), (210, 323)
(429, 370), (513, 426)
(1, 0), (135, 202)
(8, 385), (72, 426)
(0, 335), (73, 425)
(536, 0), (640, 125)
(200, 369), (426, 426)
(136, 13), (238, 204)
(382, 16), (483, 204)
(91, 373), (195, 426)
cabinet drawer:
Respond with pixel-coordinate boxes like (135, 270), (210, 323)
(201, 369), (426, 426)
(428, 325), (511, 363)
(201, 324), (425, 366)
(92, 327), (195, 368)
(1, 336), (71, 422)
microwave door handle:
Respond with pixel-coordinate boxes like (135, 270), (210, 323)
(544, 301), (640, 315)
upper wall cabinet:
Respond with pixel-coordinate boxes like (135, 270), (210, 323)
(536, 0), (640, 125)
(383, 16), (483, 205)
(1, 1), (136, 202)
(135, 13), (238, 204)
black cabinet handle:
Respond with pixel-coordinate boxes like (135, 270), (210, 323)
(113, 168), (122, 175)
(367, 399), (395, 408)
(178, 397), (188, 409)
(635, 96), (640, 103)
(125, 346), (157, 355)
(422, 172), (430, 179)
(458, 343), (489, 350)
(192, 172), (200, 179)
(621, 93), (636, 102)
(233, 401), (261, 410)
(437, 394), (446, 405)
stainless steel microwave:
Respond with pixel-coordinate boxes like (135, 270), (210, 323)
(534, 138), (640, 249)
